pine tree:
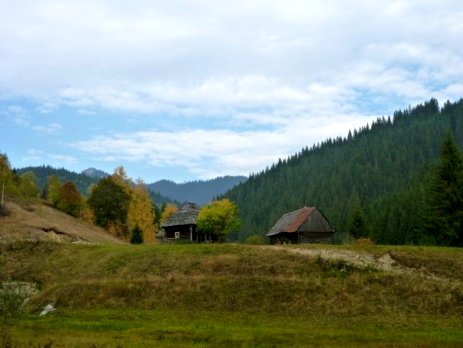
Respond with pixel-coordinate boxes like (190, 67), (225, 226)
(130, 224), (143, 244)
(421, 133), (463, 246)
(347, 203), (368, 240)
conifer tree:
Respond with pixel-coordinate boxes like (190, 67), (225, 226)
(421, 133), (463, 246)
(347, 202), (368, 240)
(130, 224), (143, 244)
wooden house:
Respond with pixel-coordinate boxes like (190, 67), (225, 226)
(161, 202), (212, 243)
(266, 207), (335, 244)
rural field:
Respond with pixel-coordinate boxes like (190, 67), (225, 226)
(1, 241), (462, 347)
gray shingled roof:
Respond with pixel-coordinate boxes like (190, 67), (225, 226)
(161, 202), (200, 228)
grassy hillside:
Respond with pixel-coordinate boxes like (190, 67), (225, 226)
(0, 200), (123, 244)
(1, 242), (462, 346)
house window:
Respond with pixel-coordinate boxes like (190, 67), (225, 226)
(174, 231), (180, 239)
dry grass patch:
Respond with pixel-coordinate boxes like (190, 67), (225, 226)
(0, 200), (123, 244)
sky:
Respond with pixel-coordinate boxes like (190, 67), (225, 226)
(1, 0), (463, 183)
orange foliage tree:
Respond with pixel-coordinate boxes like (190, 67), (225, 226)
(57, 181), (83, 217)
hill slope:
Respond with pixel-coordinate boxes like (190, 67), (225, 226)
(0, 200), (124, 244)
(225, 98), (463, 243)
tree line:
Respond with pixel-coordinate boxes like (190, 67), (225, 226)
(1, 156), (241, 243)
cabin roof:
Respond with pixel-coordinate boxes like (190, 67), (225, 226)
(267, 207), (316, 236)
(161, 202), (200, 228)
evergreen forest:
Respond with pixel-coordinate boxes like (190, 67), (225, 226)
(16, 166), (98, 197)
(224, 98), (463, 245)
(15, 166), (177, 207)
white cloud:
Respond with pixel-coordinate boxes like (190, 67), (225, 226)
(32, 123), (62, 134)
(21, 149), (77, 166)
(48, 154), (77, 164)
(1, 1), (462, 109)
(21, 149), (45, 162)
(2, 0), (463, 180)
(72, 111), (372, 179)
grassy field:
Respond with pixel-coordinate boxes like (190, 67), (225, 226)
(1, 242), (462, 347)
(12, 309), (463, 347)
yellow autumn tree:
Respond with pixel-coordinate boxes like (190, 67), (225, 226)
(1, 153), (14, 208)
(111, 166), (131, 193)
(197, 199), (241, 242)
(160, 203), (178, 225)
(127, 179), (157, 243)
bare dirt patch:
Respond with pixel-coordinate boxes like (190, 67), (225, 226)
(264, 245), (458, 283)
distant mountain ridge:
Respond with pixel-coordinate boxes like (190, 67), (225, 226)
(16, 165), (246, 207)
(147, 176), (247, 205)
(16, 165), (99, 196)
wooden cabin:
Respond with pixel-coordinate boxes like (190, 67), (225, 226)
(161, 202), (213, 243)
(266, 207), (335, 244)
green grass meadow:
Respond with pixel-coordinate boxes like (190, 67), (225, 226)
(1, 242), (462, 347)
(13, 310), (463, 347)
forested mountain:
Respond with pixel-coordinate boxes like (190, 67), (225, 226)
(147, 176), (247, 205)
(14, 165), (243, 208)
(15, 166), (175, 207)
(224, 98), (463, 244)
(16, 166), (98, 196)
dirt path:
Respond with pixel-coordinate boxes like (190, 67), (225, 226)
(264, 245), (452, 282)
(265, 245), (397, 270)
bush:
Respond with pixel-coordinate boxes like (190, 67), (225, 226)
(130, 225), (143, 244)
(0, 285), (26, 323)
(245, 235), (266, 245)
(0, 283), (29, 348)
(355, 238), (375, 246)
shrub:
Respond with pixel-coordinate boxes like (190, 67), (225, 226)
(245, 235), (266, 245)
(355, 238), (375, 246)
(0, 283), (29, 348)
(130, 225), (143, 244)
